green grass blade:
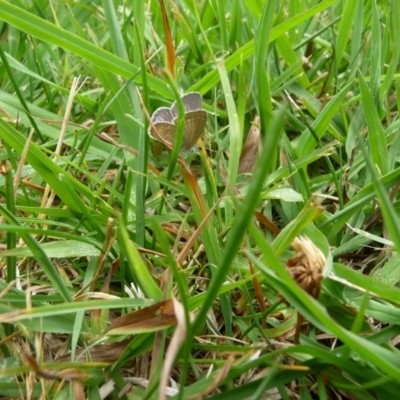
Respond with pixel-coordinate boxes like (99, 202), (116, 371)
(359, 73), (388, 175)
(190, 0), (338, 94)
(193, 107), (285, 333)
(0, 0), (170, 98)
(0, 205), (73, 302)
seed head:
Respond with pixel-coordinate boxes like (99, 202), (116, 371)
(286, 237), (326, 299)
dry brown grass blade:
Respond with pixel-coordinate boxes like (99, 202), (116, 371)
(177, 192), (224, 266)
(25, 354), (88, 381)
(19, 180), (46, 193)
(161, 223), (191, 241)
(180, 161), (207, 217)
(152, 189), (217, 377)
(249, 261), (267, 328)
(73, 382), (86, 400)
(93, 218), (115, 293)
(0, 308), (33, 323)
(238, 116), (260, 175)
(0, 279), (17, 301)
(41, 77), (81, 210)
(101, 257), (121, 297)
(159, 298), (193, 400)
(0, 330), (22, 348)
(186, 355), (236, 400)
(1, 142), (33, 226)
(237, 117), (281, 239)
(294, 313), (304, 345)
(14, 130), (34, 198)
(96, 132), (162, 175)
(56, 339), (131, 363)
(159, 0), (175, 76)
(254, 210), (281, 236)
(71, 218), (116, 299)
(105, 299), (176, 335)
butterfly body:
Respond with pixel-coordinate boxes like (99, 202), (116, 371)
(149, 92), (207, 152)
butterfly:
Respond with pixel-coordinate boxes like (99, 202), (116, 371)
(149, 92), (207, 152)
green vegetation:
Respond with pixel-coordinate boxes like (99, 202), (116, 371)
(1, 0), (400, 398)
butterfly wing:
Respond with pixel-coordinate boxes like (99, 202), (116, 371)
(181, 110), (207, 151)
(149, 106), (176, 145)
(150, 121), (176, 145)
(150, 93), (206, 151)
(171, 92), (202, 116)
(151, 107), (174, 123)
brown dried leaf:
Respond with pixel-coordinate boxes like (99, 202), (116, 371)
(105, 299), (176, 335)
(56, 339), (131, 363)
(254, 210), (281, 236)
(73, 382), (86, 400)
(238, 116), (260, 175)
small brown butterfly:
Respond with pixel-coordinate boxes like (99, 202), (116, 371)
(149, 92), (207, 153)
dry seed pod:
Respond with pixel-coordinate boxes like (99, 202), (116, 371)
(286, 237), (326, 299)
